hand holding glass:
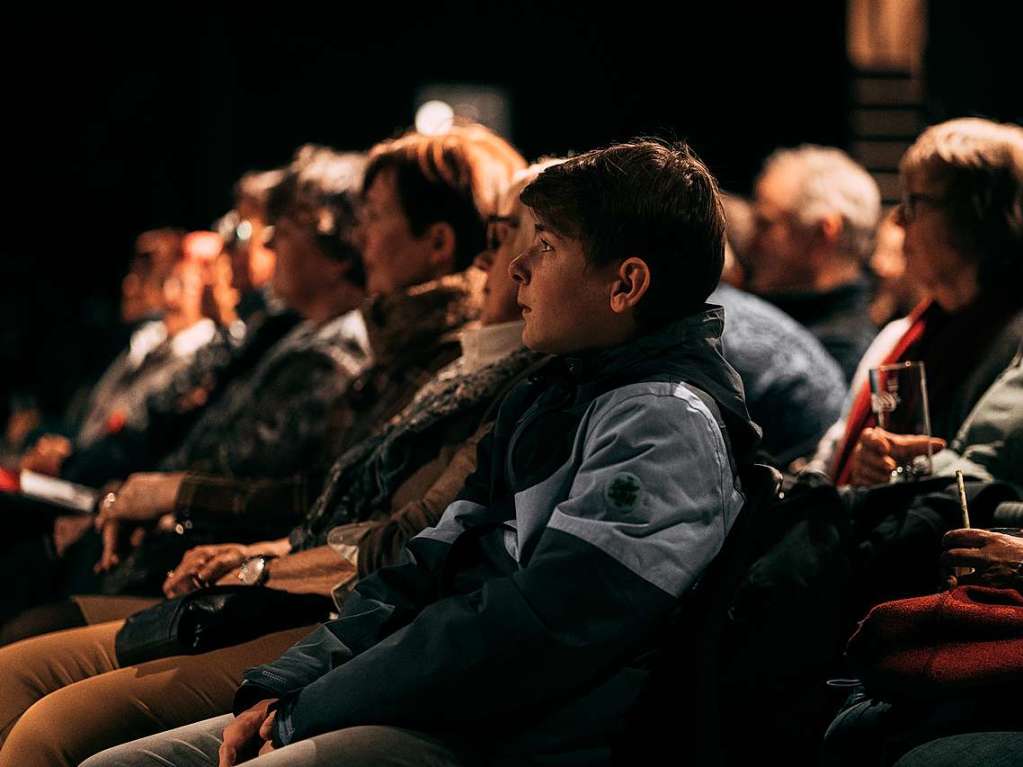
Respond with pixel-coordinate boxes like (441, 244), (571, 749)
(868, 361), (935, 482)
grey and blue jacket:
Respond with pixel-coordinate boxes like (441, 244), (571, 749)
(236, 306), (761, 765)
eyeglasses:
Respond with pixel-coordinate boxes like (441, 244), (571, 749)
(217, 211), (254, 245)
(485, 214), (519, 251)
(899, 192), (947, 224)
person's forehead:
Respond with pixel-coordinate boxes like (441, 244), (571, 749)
(756, 168), (800, 211)
(366, 167), (399, 206)
(529, 209), (561, 236)
(902, 168), (948, 196)
(498, 193), (522, 218)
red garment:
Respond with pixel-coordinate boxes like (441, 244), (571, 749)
(105, 409), (127, 435)
(832, 300), (932, 485)
(0, 467), (18, 492)
(847, 585), (1023, 700)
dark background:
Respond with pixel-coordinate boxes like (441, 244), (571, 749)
(3, 2), (1019, 421)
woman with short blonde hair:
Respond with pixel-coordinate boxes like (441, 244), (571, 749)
(813, 117), (1023, 486)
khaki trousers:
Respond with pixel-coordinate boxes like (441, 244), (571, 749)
(0, 616), (314, 767)
(81, 714), (476, 767)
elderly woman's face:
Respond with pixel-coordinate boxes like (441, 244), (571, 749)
(358, 169), (440, 296)
(473, 197), (528, 326)
(267, 214), (333, 312)
(898, 173), (979, 312)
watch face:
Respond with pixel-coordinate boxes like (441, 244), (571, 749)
(240, 557), (263, 586)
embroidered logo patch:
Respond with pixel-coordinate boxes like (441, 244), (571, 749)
(604, 472), (643, 512)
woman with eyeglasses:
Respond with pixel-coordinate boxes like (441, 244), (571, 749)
(806, 117), (1023, 487)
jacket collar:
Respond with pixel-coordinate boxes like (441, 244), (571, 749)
(560, 304), (726, 383)
(551, 304), (761, 466)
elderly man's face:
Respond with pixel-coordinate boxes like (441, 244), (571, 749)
(267, 214), (335, 312)
(747, 169), (817, 293)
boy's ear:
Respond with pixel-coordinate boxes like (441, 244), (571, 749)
(609, 257), (651, 314)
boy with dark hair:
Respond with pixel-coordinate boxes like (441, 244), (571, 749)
(518, 138), (726, 327)
(83, 139), (760, 767)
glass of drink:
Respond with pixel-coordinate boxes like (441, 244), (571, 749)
(869, 361), (933, 482)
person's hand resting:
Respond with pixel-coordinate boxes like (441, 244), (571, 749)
(258, 710), (278, 756)
(163, 542), (253, 597)
(849, 427), (945, 486)
(218, 698), (278, 767)
(942, 528), (1023, 589)
(93, 473), (186, 573)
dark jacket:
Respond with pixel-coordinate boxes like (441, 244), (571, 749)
(62, 294), (301, 486)
(172, 274), (476, 533)
(236, 307), (760, 766)
(157, 310), (370, 479)
(760, 277), (877, 382)
(712, 284), (845, 463)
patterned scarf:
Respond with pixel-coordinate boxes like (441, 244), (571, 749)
(292, 346), (542, 550)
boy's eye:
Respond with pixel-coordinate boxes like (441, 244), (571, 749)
(539, 238), (553, 253)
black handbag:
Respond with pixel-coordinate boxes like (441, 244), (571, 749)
(114, 585), (333, 666)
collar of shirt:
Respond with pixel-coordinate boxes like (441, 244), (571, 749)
(127, 318), (216, 371)
(126, 320), (168, 369)
(169, 318), (218, 358)
(337, 309), (371, 360)
(458, 320), (525, 376)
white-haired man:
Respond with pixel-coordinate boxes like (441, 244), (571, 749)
(745, 145), (881, 381)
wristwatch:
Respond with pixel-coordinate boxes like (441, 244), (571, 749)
(238, 555), (275, 586)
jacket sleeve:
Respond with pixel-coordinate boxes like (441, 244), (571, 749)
(261, 388), (742, 745)
(931, 347), (1023, 486)
(356, 423), (491, 577)
(174, 471), (322, 535)
(198, 350), (349, 478)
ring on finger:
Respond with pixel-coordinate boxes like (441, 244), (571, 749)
(102, 492), (117, 510)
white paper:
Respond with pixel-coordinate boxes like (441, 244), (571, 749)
(19, 470), (99, 513)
